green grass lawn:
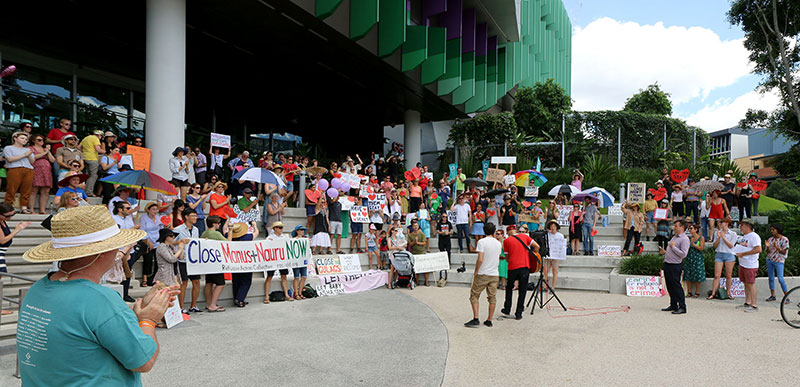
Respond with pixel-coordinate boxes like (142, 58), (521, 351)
(757, 195), (794, 212)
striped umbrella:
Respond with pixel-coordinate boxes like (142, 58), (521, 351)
(100, 170), (177, 195)
(514, 170), (548, 187)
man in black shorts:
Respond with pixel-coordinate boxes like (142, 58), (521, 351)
(174, 208), (201, 313)
(436, 212), (454, 281)
(200, 215), (231, 312)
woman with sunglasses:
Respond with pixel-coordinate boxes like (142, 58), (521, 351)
(186, 184), (208, 235)
(56, 191), (81, 212)
(202, 174), (219, 194)
(0, 202), (31, 314)
(29, 134), (55, 214)
(568, 202), (583, 255)
(4, 132), (36, 214)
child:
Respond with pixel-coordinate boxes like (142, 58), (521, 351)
(496, 228), (508, 290)
(378, 230), (390, 270)
(311, 199), (332, 255)
(366, 224), (379, 270)
(653, 199), (673, 251)
(417, 202), (431, 253)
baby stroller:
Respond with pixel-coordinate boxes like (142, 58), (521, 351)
(391, 251), (416, 289)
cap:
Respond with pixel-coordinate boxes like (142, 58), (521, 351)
(242, 187), (253, 194)
(104, 131), (116, 137)
(656, 180), (663, 185)
(369, 224), (376, 230)
(506, 225), (517, 231)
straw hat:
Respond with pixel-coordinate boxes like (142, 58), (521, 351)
(212, 181), (228, 191)
(23, 206), (146, 263)
(231, 222), (249, 239)
(58, 171), (88, 187)
(271, 221), (285, 229)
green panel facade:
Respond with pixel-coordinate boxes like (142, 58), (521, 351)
(437, 38), (462, 95)
(464, 54), (487, 112)
(316, 0), (343, 19)
(378, 0), (407, 57)
(451, 52), (475, 105)
(402, 25), (428, 72)
(421, 27), (447, 84)
(350, 0), (379, 40)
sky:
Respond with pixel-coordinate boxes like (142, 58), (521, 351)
(564, 0), (781, 132)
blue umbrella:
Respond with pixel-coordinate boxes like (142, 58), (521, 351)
(575, 187), (616, 208)
(232, 167), (284, 187)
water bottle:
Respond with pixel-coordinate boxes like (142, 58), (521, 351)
(287, 288), (293, 298)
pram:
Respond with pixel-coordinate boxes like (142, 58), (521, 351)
(391, 251), (416, 289)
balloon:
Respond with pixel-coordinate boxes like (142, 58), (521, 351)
(331, 178), (342, 189)
(326, 188), (339, 199)
(317, 179), (329, 191)
(334, 180), (347, 191)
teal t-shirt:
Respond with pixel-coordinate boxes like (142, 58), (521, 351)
(17, 276), (157, 387)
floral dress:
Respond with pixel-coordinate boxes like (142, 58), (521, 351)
(683, 236), (706, 283)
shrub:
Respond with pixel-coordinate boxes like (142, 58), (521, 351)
(619, 254), (664, 276)
(765, 179), (800, 204)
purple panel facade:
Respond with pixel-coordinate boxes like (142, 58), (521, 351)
(475, 23), (487, 56)
(440, 0), (463, 40)
(488, 36), (497, 52)
(462, 9), (476, 53)
(422, 0), (447, 27)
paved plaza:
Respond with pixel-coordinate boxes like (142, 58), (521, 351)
(1, 286), (797, 386)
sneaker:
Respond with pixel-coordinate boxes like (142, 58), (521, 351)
(500, 308), (510, 316)
(735, 303), (751, 310)
(483, 320), (493, 327)
(744, 305), (759, 313)
(784, 298), (792, 305)
(464, 318), (480, 327)
(123, 295), (135, 303)
(515, 315), (523, 320)
(181, 309), (188, 314)
(766, 296), (776, 302)
(188, 307), (203, 313)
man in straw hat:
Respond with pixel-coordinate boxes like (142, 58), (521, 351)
(17, 206), (177, 385)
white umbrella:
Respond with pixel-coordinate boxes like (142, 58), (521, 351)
(548, 184), (581, 197)
(577, 187), (616, 208)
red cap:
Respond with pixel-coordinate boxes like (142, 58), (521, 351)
(506, 225), (517, 231)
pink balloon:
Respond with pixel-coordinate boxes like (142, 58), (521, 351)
(326, 188), (339, 199)
(0, 65), (17, 78)
(317, 179), (329, 191)
(331, 178), (342, 189)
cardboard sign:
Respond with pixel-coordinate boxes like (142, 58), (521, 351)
(503, 175), (516, 185)
(654, 208), (668, 220)
(626, 276), (665, 297)
(412, 252), (450, 273)
(210, 132), (231, 149)
(315, 283), (346, 297)
(627, 183), (646, 204)
(491, 156), (517, 164)
(340, 173), (362, 189)
(486, 168), (506, 183)
(670, 169), (689, 183)
(598, 245), (621, 257)
(338, 196), (356, 211)
(126, 145), (151, 171)
(338, 254), (362, 274)
(185, 237), (311, 275)
(608, 204), (623, 217)
(518, 213), (538, 223)
(524, 186), (539, 198)
(164, 300), (185, 329)
(358, 185), (373, 198)
(350, 206), (370, 223)
(556, 205), (572, 227)
(719, 278), (745, 298)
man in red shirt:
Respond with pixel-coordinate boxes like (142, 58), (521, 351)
(501, 225), (539, 319)
(46, 118), (75, 153)
(283, 156), (299, 202)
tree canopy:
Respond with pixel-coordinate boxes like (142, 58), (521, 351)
(512, 79), (572, 141)
(623, 83), (673, 116)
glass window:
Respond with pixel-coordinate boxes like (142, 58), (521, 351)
(76, 78), (130, 138)
(1, 61), (73, 132)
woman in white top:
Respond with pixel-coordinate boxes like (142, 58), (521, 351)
(699, 197), (711, 240)
(669, 185), (684, 219)
(544, 220), (567, 289)
(3, 132), (36, 213)
(707, 218), (738, 299)
(169, 147), (192, 200)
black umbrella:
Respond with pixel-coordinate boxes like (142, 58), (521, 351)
(482, 188), (509, 198)
(464, 177), (488, 187)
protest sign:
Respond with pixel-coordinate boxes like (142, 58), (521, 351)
(503, 175), (515, 185)
(518, 213), (537, 223)
(608, 204), (623, 217)
(486, 168), (506, 183)
(627, 183), (646, 204)
(626, 276), (665, 297)
(126, 145), (151, 171)
(423, 172), (433, 181)
(315, 283), (346, 297)
(340, 173), (361, 189)
(119, 154), (134, 169)
(598, 245), (621, 257)
(556, 205), (572, 227)
(548, 237), (567, 259)
(315, 256), (343, 275)
(418, 209), (429, 220)
(412, 252), (450, 273)
(718, 278), (745, 298)
(210, 133), (231, 148)
(405, 213), (417, 225)
(447, 210), (457, 225)
(185, 237), (311, 275)
(670, 169), (689, 183)
(482, 160), (490, 179)
(338, 196), (356, 211)
(350, 206), (369, 223)
(524, 186), (539, 198)
(654, 208), (668, 220)
(164, 301), (185, 328)
(491, 156), (516, 164)
(448, 163), (458, 179)
(367, 193), (386, 211)
(358, 185), (375, 198)
(729, 207), (740, 222)
(317, 270), (388, 294)
(338, 254), (362, 274)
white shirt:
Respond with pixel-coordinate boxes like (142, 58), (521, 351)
(173, 224), (199, 262)
(112, 214), (135, 230)
(736, 232), (762, 269)
(454, 203), (471, 224)
(714, 229), (739, 254)
(210, 153), (224, 170)
(169, 156), (190, 181)
(671, 191), (683, 202)
(699, 200), (710, 218)
(475, 237), (502, 276)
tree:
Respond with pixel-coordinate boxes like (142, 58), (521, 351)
(512, 79), (572, 140)
(729, 0), (800, 141)
(448, 111), (518, 147)
(623, 83), (673, 116)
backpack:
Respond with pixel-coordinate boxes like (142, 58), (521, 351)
(302, 284), (318, 298)
(268, 291), (286, 302)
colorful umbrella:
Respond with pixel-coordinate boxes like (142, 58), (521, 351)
(100, 170), (177, 195)
(514, 170), (548, 187)
(232, 167), (285, 187)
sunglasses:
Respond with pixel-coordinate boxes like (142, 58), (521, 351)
(123, 207), (131, 210)
(69, 197), (79, 201)
(2, 212), (15, 217)
(275, 226), (284, 229)
(193, 186), (201, 189)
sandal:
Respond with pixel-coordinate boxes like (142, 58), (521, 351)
(693, 293), (699, 298)
(206, 306), (226, 312)
(263, 299), (270, 304)
(287, 295), (294, 301)
(21, 208), (32, 214)
(706, 294), (716, 300)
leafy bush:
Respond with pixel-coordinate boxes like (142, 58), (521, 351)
(765, 179), (800, 204)
(619, 254), (665, 276)
(620, 247), (800, 278)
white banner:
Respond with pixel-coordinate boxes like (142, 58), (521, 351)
(491, 156), (516, 164)
(317, 270), (388, 294)
(210, 133), (231, 149)
(411, 252), (450, 273)
(185, 237), (311, 275)
(598, 245), (621, 257)
(608, 204), (623, 217)
(340, 173), (361, 189)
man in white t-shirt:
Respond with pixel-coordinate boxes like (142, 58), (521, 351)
(465, 223), (502, 328)
(451, 194), (473, 253)
(174, 208), (201, 314)
(735, 220), (762, 312)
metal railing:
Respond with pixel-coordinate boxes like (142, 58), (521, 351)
(0, 271), (37, 379)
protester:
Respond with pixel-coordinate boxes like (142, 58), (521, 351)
(311, 199), (332, 255)
(545, 220), (567, 289)
(109, 187), (139, 214)
(465, 222), (501, 328)
(452, 167), (466, 194)
(720, 174), (736, 213)
(231, 221), (259, 307)
(234, 187), (259, 222)
(0, 203), (31, 311)
(707, 218), (737, 300)
(452, 194), (473, 253)
(170, 199), (186, 228)
(699, 196), (711, 240)
(169, 147), (192, 200)
(365, 224), (379, 270)
(660, 220), (689, 314)
(736, 181), (753, 222)
(643, 192), (657, 241)
(3, 132), (35, 213)
(471, 202), (486, 245)
(568, 201), (583, 255)
(408, 222), (428, 286)
(765, 223), (790, 303)
(735, 220), (762, 312)
(582, 197), (599, 255)
(17, 206), (174, 385)
(328, 193), (344, 253)
(173, 208), (202, 313)
(265, 221), (292, 303)
(111, 201), (136, 230)
(683, 223), (706, 298)
(202, 173), (220, 194)
(264, 192), (285, 235)
(28, 134), (55, 214)
(53, 171), (89, 208)
(56, 192), (80, 212)
(684, 179), (700, 224)
(208, 182), (234, 219)
(621, 201), (644, 256)
(54, 134), (83, 178)
(193, 146), (208, 186)
(653, 200), (673, 251)
(99, 144), (122, 203)
(45, 118), (74, 153)
(186, 183), (208, 236)
(291, 225), (309, 300)
(138, 202), (164, 287)
(153, 229), (184, 291)
(201, 215), (231, 312)
(80, 130), (104, 197)
(669, 184), (684, 218)
(501, 225), (538, 320)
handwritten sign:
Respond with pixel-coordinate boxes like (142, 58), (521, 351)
(719, 278), (745, 298)
(518, 213), (538, 223)
(338, 254), (362, 274)
(315, 283), (345, 297)
(608, 204), (623, 217)
(486, 168), (506, 183)
(524, 186), (539, 197)
(412, 252), (450, 273)
(367, 193), (386, 211)
(625, 276), (665, 297)
(627, 183), (646, 204)
(598, 245), (621, 257)
(315, 256), (343, 275)
(491, 156), (516, 164)
(350, 206), (370, 223)
(556, 205), (572, 227)
(670, 169), (689, 183)
(210, 133), (231, 149)
(126, 145), (151, 171)
(358, 185), (373, 198)
(504, 175), (516, 185)
(338, 196), (356, 211)
(547, 234), (567, 259)
(423, 172), (433, 181)
(119, 154), (134, 169)
(164, 300), (185, 328)
(340, 173), (361, 189)
(317, 270), (388, 294)
(654, 208), (668, 220)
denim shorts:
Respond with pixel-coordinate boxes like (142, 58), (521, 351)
(646, 211), (655, 223)
(292, 267), (308, 278)
(351, 222), (363, 234)
(368, 245), (378, 252)
(714, 252), (735, 263)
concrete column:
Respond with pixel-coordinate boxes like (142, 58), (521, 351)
(404, 110), (421, 170)
(145, 0), (186, 184)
